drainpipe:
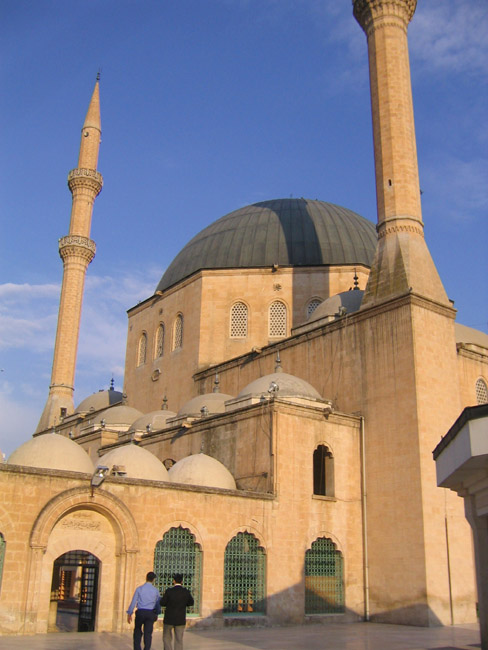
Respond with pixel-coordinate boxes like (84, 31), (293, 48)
(360, 416), (370, 621)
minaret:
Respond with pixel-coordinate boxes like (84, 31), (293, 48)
(36, 77), (103, 432)
(353, 0), (449, 308)
(351, 1), (475, 627)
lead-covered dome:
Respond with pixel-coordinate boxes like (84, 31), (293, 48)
(157, 199), (376, 292)
(75, 388), (123, 414)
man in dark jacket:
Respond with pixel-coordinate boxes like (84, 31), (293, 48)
(160, 573), (194, 650)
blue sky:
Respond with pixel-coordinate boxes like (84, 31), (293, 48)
(1, 0), (487, 457)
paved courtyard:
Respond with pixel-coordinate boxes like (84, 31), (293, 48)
(0, 623), (481, 650)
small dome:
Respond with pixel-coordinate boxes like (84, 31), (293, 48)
(8, 434), (94, 473)
(168, 453), (236, 490)
(238, 372), (322, 401)
(309, 289), (364, 322)
(99, 444), (169, 481)
(177, 393), (234, 417)
(75, 389), (123, 413)
(96, 405), (143, 427)
(128, 410), (178, 434)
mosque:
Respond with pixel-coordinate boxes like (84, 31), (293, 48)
(1, 0), (487, 639)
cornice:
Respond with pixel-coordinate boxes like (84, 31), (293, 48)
(194, 291), (456, 382)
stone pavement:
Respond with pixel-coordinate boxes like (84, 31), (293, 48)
(0, 623), (481, 650)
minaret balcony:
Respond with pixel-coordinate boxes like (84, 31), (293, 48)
(67, 168), (103, 195)
(58, 235), (96, 263)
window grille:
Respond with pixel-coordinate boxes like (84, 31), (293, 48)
(154, 526), (201, 616)
(307, 299), (322, 318)
(223, 532), (266, 615)
(476, 378), (488, 404)
(269, 301), (287, 337)
(0, 534), (5, 592)
(138, 333), (147, 366)
(155, 324), (165, 358)
(230, 302), (248, 338)
(305, 537), (344, 614)
(173, 315), (183, 350)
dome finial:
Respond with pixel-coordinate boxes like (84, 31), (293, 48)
(162, 395), (168, 410)
(213, 373), (220, 393)
(110, 376), (114, 391)
(353, 268), (359, 290)
(275, 351), (282, 373)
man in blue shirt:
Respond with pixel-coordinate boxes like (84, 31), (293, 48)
(127, 571), (161, 650)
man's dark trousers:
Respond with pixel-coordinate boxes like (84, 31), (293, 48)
(134, 608), (156, 650)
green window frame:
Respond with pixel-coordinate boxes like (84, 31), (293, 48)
(153, 526), (201, 616)
(0, 533), (5, 592)
(223, 532), (266, 615)
(305, 537), (344, 614)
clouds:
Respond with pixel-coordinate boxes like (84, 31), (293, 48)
(0, 282), (59, 352)
(410, 1), (488, 76)
(0, 267), (161, 457)
(421, 155), (488, 223)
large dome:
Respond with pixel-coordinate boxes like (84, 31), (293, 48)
(157, 198), (376, 292)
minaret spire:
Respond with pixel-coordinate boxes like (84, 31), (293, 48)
(36, 78), (103, 432)
(353, 0), (449, 308)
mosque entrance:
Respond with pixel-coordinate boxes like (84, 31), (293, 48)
(49, 550), (100, 632)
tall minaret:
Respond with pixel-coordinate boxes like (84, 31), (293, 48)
(36, 77), (103, 432)
(353, 0), (449, 308)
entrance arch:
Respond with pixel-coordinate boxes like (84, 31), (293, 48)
(50, 550), (100, 632)
(25, 487), (139, 634)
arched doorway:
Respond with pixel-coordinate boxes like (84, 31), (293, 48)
(49, 550), (100, 632)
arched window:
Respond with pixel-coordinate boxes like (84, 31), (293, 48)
(313, 445), (334, 497)
(305, 537), (344, 614)
(154, 526), (201, 616)
(0, 533), (5, 592)
(476, 378), (488, 404)
(155, 323), (165, 358)
(307, 298), (322, 318)
(268, 301), (287, 338)
(173, 314), (183, 351)
(137, 332), (147, 366)
(223, 532), (266, 615)
(230, 302), (248, 338)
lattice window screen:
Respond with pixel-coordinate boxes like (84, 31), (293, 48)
(305, 537), (344, 614)
(0, 534), (5, 592)
(155, 324), (165, 358)
(173, 315), (183, 350)
(154, 526), (201, 616)
(223, 532), (266, 615)
(476, 378), (488, 404)
(230, 302), (248, 338)
(307, 299), (322, 318)
(269, 301), (287, 337)
(138, 333), (147, 366)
